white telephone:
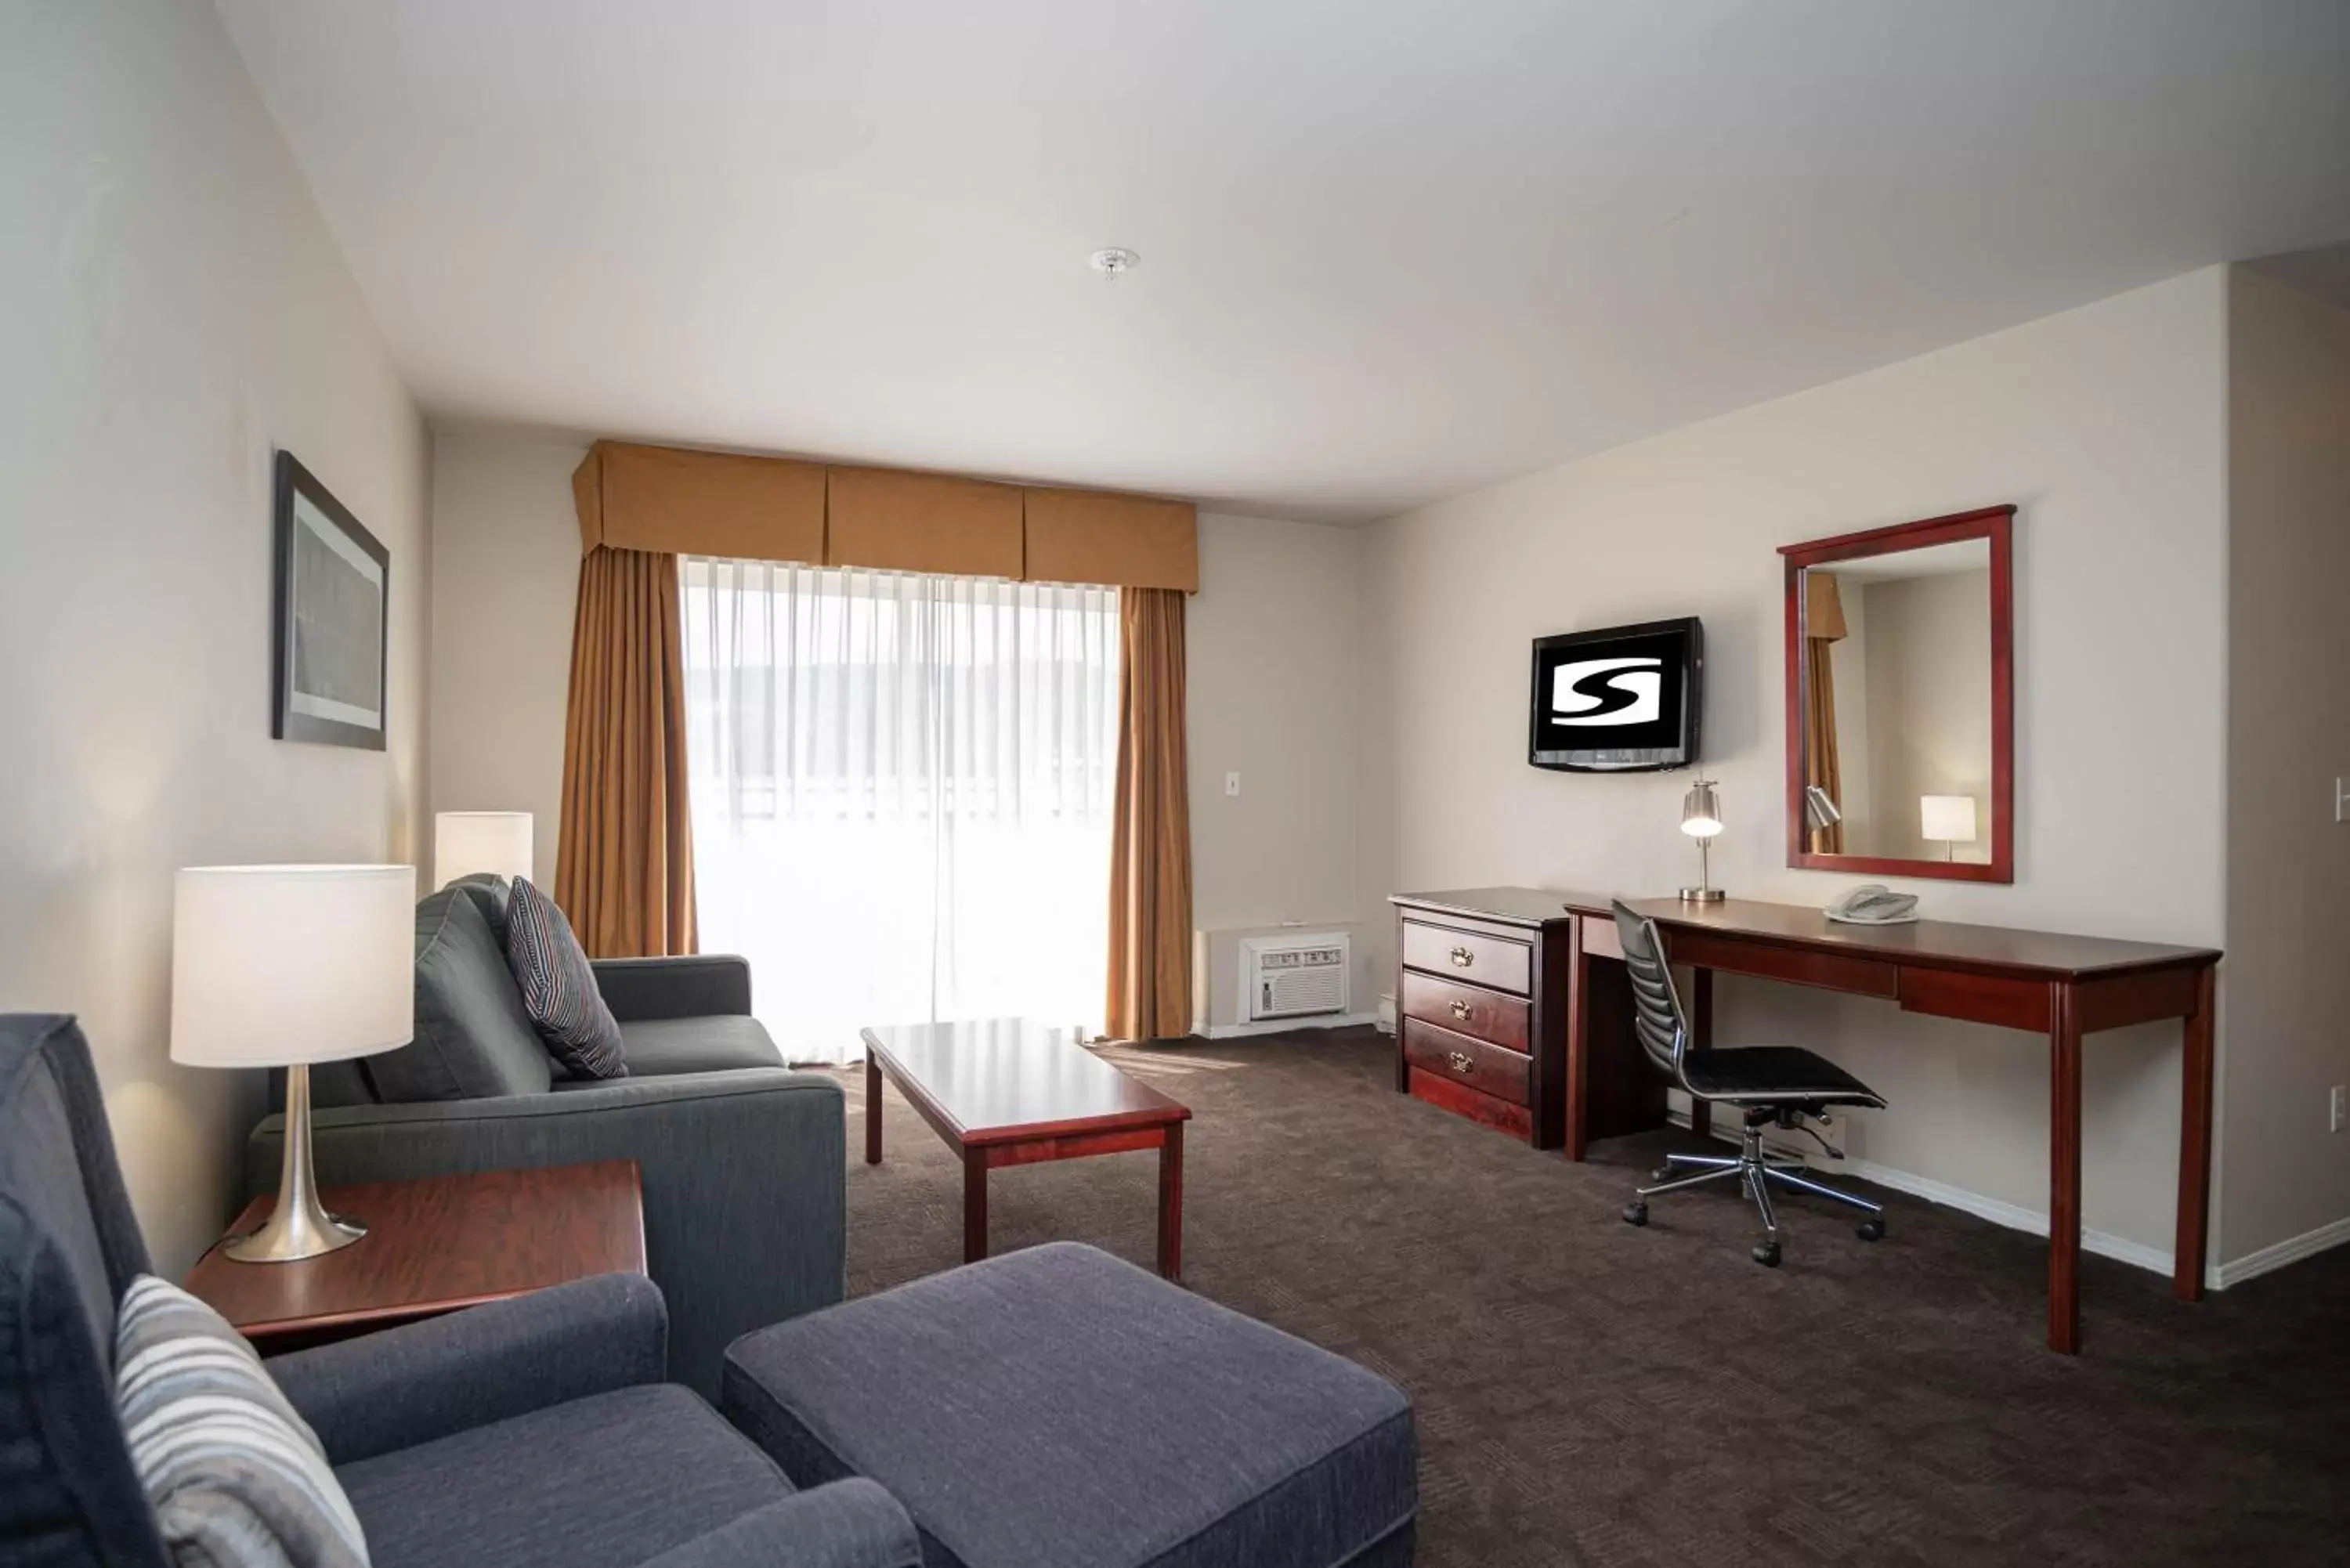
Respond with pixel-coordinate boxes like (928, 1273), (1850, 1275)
(1824, 883), (1919, 925)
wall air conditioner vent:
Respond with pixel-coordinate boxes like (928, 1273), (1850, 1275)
(1242, 932), (1350, 1022)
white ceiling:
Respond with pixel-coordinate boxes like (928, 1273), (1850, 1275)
(216, 0), (2350, 524)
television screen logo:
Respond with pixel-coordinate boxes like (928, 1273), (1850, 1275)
(1549, 656), (1662, 726)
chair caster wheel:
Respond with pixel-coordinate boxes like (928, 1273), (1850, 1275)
(1622, 1201), (1649, 1227)
(1650, 1165), (1674, 1183)
(1856, 1218), (1885, 1242)
(1752, 1241), (1781, 1267)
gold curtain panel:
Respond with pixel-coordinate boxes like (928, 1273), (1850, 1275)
(569, 439), (1196, 591)
(826, 466), (1024, 578)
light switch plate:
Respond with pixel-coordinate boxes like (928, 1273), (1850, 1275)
(1225, 771), (1242, 797)
(2337, 779), (2348, 824)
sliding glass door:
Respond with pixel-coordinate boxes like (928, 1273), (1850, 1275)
(680, 558), (1119, 1064)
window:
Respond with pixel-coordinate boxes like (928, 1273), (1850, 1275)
(682, 558), (1119, 1063)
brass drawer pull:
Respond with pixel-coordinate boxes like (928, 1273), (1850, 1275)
(1449, 999), (1474, 1022)
(1449, 946), (1474, 968)
(1446, 1050), (1474, 1075)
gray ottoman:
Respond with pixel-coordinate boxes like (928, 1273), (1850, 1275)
(721, 1242), (1415, 1568)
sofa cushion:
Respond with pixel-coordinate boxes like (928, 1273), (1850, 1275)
(338, 1384), (790, 1568)
(365, 888), (552, 1103)
(449, 873), (513, 942)
(505, 879), (627, 1081)
(603, 1016), (783, 1078)
(115, 1275), (368, 1568)
(722, 1242), (1416, 1568)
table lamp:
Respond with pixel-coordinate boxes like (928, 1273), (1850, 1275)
(172, 865), (415, 1262)
(433, 811), (533, 889)
(1921, 795), (1978, 862)
(1679, 779), (1726, 903)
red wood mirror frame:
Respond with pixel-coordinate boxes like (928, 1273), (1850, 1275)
(1780, 504), (2015, 883)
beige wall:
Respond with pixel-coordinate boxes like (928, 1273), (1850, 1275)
(428, 431), (586, 887)
(0, 1), (429, 1271)
(2222, 269), (2350, 1266)
(1358, 269), (2231, 1266)
(1186, 514), (1364, 931)
(426, 445), (1365, 984)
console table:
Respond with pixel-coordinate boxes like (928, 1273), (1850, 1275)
(1394, 887), (2221, 1354)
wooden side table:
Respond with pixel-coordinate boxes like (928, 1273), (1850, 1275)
(184, 1160), (647, 1353)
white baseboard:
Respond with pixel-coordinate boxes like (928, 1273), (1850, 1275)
(1670, 1111), (2180, 1281)
(1840, 1158), (2178, 1280)
(2210, 1214), (2350, 1291)
(1204, 1011), (1379, 1041)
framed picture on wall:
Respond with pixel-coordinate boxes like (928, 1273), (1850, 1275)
(272, 450), (389, 750)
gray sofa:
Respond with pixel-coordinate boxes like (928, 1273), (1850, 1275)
(0, 1013), (920, 1568)
(244, 881), (844, 1396)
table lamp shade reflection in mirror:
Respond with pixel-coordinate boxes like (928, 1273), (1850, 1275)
(433, 810), (533, 888)
(171, 864), (415, 1262)
(1921, 794), (1978, 862)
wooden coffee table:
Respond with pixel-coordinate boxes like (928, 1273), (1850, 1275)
(861, 1018), (1192, 1281)
(185, 1161), (647, 1352)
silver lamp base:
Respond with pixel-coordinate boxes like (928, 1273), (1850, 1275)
(224, 1062), (367, 1264)
(1678, 886), (1727, 904)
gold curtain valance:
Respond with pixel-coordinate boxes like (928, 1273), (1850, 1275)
(1804, 570), (1849, 641)
(569, 439), (1198, 592)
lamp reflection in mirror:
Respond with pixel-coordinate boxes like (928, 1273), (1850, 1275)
(171, 865), (414, 1262)
(1804, 785), (1843, 833)
(1921, 795), (1977, 862)
(1679, 779), (1726, 904)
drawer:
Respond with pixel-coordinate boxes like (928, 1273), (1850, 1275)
(1662, 930), (1899, 999)
(1400, 919), (1532, 995)
(1399, 970), (1530, 1053)
(1401, 1017), (1531, 1107)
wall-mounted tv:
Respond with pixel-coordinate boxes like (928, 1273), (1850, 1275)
(1528, 616), (1704, 773)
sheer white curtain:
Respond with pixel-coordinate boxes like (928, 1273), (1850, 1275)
(680, 558), (1120, 1064)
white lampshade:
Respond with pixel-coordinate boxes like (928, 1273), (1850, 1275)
(170, 865), (415, 1068)
(1920, 794), (1978, 844)
(434, 811), (533, 888)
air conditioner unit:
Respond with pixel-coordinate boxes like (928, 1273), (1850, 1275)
(1241, 932), (1350, 1022)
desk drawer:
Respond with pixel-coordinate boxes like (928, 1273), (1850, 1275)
(1663, 930), (1899, 999)
(1401, 920), (1531, 995)
(1401, 1018), (1531, 1107)
(1400, 971), (1530, 1053)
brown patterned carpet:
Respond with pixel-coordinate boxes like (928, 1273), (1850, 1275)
(836, 1027), (2350, 1567)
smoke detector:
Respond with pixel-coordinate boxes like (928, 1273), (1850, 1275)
(1089, 247), (1140, 280)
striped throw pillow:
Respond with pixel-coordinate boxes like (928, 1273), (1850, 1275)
(504, 876), (627, 1078)
(114, 1275), (370, 1568)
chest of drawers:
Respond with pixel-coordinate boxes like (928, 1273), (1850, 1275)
(1391, 888), (1665, 1149)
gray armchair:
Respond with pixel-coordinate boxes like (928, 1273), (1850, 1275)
(245, 883), (846, 1397)
(0, 1013), (920, 1568)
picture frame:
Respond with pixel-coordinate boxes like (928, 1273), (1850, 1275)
(272, 450), (389, 751)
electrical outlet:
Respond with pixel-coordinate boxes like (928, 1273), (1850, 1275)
(1224, 771), (1241, 797)
(2337, 779), (2348, 824)
(2332, 1084), (2346, 1133)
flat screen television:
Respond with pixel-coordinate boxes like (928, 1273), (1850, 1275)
(1528, 616), (1704, 772)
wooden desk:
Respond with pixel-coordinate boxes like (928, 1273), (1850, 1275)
(1562, 895), (2219, 1354)
(185, 1161), (647, 1353)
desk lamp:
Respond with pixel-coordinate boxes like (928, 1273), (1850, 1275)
(1679, 779), (1726, 903)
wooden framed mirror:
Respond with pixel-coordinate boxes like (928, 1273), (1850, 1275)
(1781, 504), (2014, 883)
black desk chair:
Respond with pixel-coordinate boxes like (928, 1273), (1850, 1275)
(1612, 900), (1888, 1266)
